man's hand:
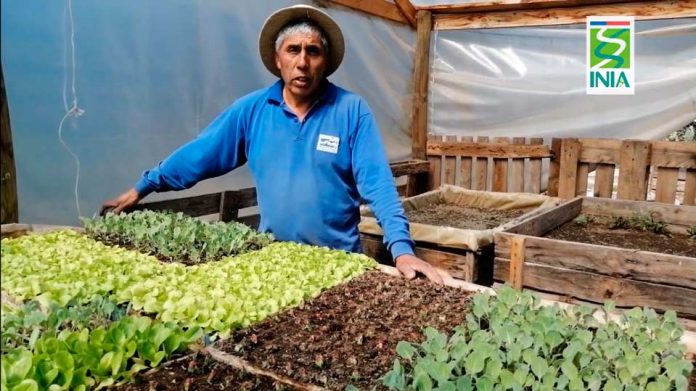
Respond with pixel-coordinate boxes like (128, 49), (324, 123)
(395, 254), (451, 285)
(100, 188), (141, 215)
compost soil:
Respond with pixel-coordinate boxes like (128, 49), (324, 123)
(545, 216), (695, 257)
(212, 270), (473, 390)
(405, 203), (525, 230)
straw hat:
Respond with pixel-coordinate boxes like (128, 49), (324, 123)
(259, 5), (345, 77)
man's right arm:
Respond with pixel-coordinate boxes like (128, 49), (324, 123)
(103, 104), (248, 212)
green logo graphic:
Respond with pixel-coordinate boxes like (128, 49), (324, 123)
(590, 28), (631, 69)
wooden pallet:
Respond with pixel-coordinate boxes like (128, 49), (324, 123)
(549, 138), (696, 205)
(426, 135), (550, 193)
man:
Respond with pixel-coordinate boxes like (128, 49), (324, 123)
(102, 5), (447, 284)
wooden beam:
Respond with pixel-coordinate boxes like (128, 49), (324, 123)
(389, 160), (430, 177)
(427, 141), (552, 158)
(394, 0), (418, 28)
(419, 0), (641, 14)
(411, 10), (432, 161)
(1, 63), (18, 224)
(433, 1), (696, 30)
(322, 0), (409, 25)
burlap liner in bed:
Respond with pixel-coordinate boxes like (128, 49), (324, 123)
(359, 185), (559, 251)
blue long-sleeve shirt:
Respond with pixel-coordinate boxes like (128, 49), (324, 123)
(135, 80), (415, 259)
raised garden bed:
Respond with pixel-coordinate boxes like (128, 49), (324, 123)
(360, 185), (559, 283)
(494, 196), (696, 318)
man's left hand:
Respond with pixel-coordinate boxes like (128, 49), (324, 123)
(394, 254), (451, 285)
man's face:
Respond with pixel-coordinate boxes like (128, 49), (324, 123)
(275, 32), (327, 101)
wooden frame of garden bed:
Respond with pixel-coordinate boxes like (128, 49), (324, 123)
(494, 196), (696, 318)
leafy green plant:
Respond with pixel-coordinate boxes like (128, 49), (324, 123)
(572, 215), (594, 227)
(687, 225), (696, 239)
(2, 230), (376, 335)
(82, 210), (274, 264)
(1, 315), (202, 390)
(383, 287), (692, 391)
(607, 213), (668, 235)
(1, 295), (126, 351)
(608, 216), (631, 230)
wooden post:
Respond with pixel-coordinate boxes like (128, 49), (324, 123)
(617, 140), (651, 201)
(557, 138), (580, 200)
(411, 10), (432, 161)
(509, 236), (525, 290)
(219, 191), (239, 222)
(547, 138), (562, 197)
(1, 63), (18, 224)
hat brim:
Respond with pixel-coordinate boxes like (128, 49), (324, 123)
(259, 5), (344, 78)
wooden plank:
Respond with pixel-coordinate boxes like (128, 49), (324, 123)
(617, 140), (651, 201)
(655, 167), (679, 204)
(411, 10), (432, 160)
(360, 234), (478, 281)
(498, 196), (583, 237)
(547, 138), (561, 197)
(427, 135), (442, 189)
(578, 138), (622, 164)
(495, 234), (696, 289)
(134, 193), (222, 217)
(432, 1), (696, 30)
(651, 141), (696, 168)
(459, 136), (473, 189)
(509, 236), (525, 290)
(419, 0), (640, 13)
(528, 138), (543, 194)
(427, 142), (552, 158)
(557, 138), (580, 200)
(575, 163), (589, 197)
(685, 168), (696, 206)
(394, 0), (418, 28)
(593, 163), (615, 198)
(509, 138), (525, 193)
(494, 258), (696, 316)
(443, 135), (457, 185)
(474, 136), (489, 191)
(389, 160), (430, 177)
(0, 63), (18, 224)
(582, 196), (696, 230)
(492, 137), (510, 192)
(326, 0), (409, 25)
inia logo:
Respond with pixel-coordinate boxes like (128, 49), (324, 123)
(586, 16), (634, 95)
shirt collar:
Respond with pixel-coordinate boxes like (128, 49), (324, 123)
(267, 79), (337, 106)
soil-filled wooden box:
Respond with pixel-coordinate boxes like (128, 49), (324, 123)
(360, 185), (559, 284)
(495, 196), (696, 318)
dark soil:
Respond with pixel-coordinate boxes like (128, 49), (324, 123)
(545, 216), (696, 257)
(116, 352), (292, 391)
(405, 203), (525, 230)
(216, 270), (473, 390)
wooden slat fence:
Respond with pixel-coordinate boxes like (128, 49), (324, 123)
(549, 138), (696, 205)
(426, 135), (552, 194)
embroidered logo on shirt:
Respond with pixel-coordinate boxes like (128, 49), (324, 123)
(316, 134), (340, 154)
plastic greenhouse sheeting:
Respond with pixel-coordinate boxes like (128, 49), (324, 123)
(428, 19), (696, 140)
(1, 0), (416, 225)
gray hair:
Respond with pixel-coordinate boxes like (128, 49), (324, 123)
(275, 20), (329, 54)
